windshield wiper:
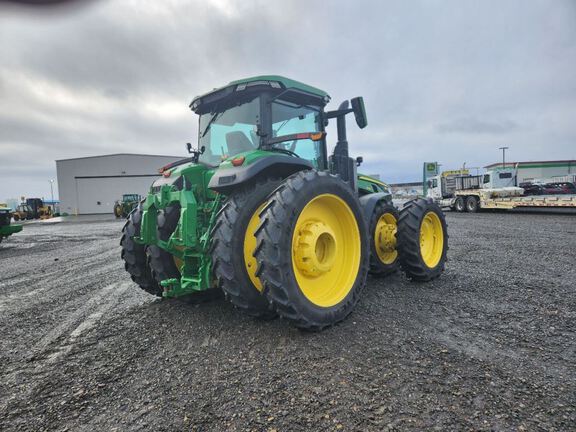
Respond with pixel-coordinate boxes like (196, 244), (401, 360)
(273, 119), (290, 136)
(200, 111), (223, 138)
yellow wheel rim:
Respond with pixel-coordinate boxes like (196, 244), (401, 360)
(291, 194), (361, 308)
(420, 211), (444, 268)
(243, 203), (265, 292)
(374, 212), (397, 265)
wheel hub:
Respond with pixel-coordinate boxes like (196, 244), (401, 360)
(294, 221), (337, 277)
(376, 220), (396, 253)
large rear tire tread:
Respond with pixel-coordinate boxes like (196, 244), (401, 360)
(148, 204), (221, 304)
(397, 198), (448, 282)
(369, 201), (399, 277)
(211, 178), (282, 319)
(254, 170), (369, 331)
(120, 203), (162, 296)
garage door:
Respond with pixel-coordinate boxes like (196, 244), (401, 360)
(76, 176), (157, 214)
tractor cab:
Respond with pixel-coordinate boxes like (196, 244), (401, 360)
(191, 76), (331, 170)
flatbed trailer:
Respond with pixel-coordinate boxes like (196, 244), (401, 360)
(426, 165), (576, 213)
(437, 191), (576, 212)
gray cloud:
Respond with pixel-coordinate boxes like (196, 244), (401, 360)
(437, 117), (518, 134)
(1, 0), (576, 199)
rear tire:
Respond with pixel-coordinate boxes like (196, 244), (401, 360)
(255, 170), (369, 331)
(454, 196), (465, 212)
(397, 198), (448, 282)
(466, 196), (479, 213)
(148, 204), (221, 304)
(120, 203), (162, 296)
(368, 201), (399, 277)
(212, 179), (282, 319)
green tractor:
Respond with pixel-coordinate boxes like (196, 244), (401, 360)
(114, 194), (142, 218)
(121, 76), (448, 330)
(0, 207), (23, 244)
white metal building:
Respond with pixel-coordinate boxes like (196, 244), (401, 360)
(56, 153), (183, 215)
(484, 160), (576, 184)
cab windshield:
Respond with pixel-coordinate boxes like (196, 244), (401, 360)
(198, 96), (260, 166)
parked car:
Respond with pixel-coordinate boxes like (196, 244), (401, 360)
(542, 183), (561, 195)
(544, 182), (576, 194)
(519, 182), (544, 196)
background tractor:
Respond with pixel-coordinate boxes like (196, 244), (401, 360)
(13, 198), (52, 220)
(0, 207), (22, 244)
(26, 198), (52, 219)
(114, 194), (142, 218)
(12, 203), (33, 221)
(121, 76), (448, 330)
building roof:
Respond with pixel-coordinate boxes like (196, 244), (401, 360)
(56, 153), (183, 162)
(484, 160), (576, 169)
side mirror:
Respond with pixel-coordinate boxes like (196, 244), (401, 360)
(350, 97), (367, 129)
(186, 142), (193, 154)
(356, 156), (363, 167)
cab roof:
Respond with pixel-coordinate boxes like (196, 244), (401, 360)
(190, 75), (330, 112)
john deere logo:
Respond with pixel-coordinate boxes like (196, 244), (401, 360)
(426, 163), (437, 172)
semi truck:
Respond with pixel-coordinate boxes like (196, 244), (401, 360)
(426, 166), (576, 212)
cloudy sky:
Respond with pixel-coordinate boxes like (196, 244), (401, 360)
(1, 0), (575, 201)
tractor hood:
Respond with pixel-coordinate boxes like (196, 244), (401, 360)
(151, 159), (216, 196)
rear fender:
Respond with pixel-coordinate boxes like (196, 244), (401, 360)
(359, 192), (392, 225)
(208, 156), (313, 194)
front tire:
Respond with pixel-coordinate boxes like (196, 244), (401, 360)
(397, 198), (448, 281)
(120, 203), (162, 296)
(255, 170), (369, 331)
(114, 204), (123, 218)
(212, 179), (282, 319)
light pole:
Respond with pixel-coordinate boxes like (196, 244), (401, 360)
(49, 179), (54, 204)
(499, 147), (509, 168)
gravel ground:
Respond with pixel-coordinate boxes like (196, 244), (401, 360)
(0, 212), (574, 431)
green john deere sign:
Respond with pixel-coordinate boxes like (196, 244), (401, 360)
(422, 162), (439, 196)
